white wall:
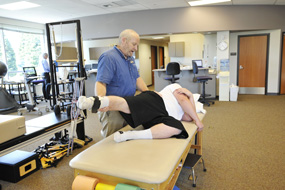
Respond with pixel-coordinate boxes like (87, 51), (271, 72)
(169, 33), (204, 67)
(83, 38), (118, 65)
(80, 6), (285, 40)
(138, 39), (169, 86)
(217, 31), (230, 71)
(138, 42), (151, 85)
(229, 29), (282, 93)
(203, 34), (217, 68)
(82, 38), (168, 86)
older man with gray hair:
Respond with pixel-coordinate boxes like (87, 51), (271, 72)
(95, 29), (149, 137)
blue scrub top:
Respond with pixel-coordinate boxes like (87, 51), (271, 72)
(96, 46), (139, 97)
(42, 59), (50, 72)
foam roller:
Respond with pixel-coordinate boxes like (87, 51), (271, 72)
(115, 183), (141, 190)
(72, 175), (99, 190)
(95, 183), (115, 190)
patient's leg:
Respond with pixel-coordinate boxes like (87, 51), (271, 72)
(77, 96), (130, 113)
(174, 90), (204, 131)
(111, 96), (131, 113)
(114, 123), (181, 143)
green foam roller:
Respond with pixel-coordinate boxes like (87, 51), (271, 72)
(115, 183), (141, 190)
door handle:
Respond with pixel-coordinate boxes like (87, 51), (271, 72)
(239, 65), (244, 70)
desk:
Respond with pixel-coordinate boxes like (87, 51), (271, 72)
(153, 68), (216, 98)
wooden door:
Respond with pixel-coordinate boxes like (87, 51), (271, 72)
(151, 46), (157, 85)
(280, 34), (285, 94)
(238, 35), (268, 94)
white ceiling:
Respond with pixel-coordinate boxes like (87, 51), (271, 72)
(0, 0), (285, 24)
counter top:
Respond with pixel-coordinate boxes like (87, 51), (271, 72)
(153, 67), (210, 72)
(86, 69), (97, 74)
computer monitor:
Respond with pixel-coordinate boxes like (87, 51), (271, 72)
(23, 67), (37, 77)
(192, 60), (203, 68)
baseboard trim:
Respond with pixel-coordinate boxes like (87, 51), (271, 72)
(267, 93), (279, 96)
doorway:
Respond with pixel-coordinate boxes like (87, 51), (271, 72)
(159, 47), (165, 69)
(151, 46), (157, 85)
(237, 34), (269, 94)
(280, 33), (285, 94)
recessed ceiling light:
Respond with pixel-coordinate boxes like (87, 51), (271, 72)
(188, 0), (231, 6)
(0, 1), (40, 10)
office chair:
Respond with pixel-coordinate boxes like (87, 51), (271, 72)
(164, 62), (180, 83)
(192, 61), (214, 106)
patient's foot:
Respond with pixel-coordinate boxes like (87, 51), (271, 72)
(77, 96), (94, 110)
(113, 129), (153, 143)
(114, 131), (128, 143)
(77, 96), (101, 113)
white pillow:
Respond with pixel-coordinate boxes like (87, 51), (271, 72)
(193, 93), (200, 102)
(193, 94), (206, 114)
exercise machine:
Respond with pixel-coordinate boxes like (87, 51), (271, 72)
(0, 61), (20, 114)
(17, 72), (49, 116)
(46, 20), (89, 142)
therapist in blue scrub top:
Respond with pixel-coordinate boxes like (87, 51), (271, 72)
(95, 29), (149, 138)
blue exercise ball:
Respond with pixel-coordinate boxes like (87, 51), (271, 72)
(0, 61), (8, 77)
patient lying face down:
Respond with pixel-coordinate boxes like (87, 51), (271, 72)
(77, 83), (204, 143)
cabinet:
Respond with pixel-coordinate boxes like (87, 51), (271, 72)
(219, 71), (230, 101)
(89, 47), (111, 60)
(168, 42), (184, 57)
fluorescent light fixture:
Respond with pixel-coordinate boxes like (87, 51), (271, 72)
(152, 37), (164, 39)
(0, 1), (40, 10)
(188, 0), (231, 6)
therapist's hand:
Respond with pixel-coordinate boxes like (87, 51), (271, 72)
(98, 106), (109, 112)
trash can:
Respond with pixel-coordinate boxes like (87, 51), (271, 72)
(230, 84), (239, 101)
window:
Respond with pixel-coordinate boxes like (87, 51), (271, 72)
(0, 30), (4, 63)
(0, 25), (45, 81)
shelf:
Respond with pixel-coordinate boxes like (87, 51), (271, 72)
(184, 153), (202, 168)
(55, 59), (78, 63)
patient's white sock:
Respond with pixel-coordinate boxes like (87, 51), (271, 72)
(77, 96), (109, 111)
(98, 96), (109, 109)
(114, 129), (153, 143)
(77, 96), (94, 110)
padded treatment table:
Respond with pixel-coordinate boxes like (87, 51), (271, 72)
(0, 115), (26, 144)
(70, 113), (205, 190)
(0, 113), (72, 156)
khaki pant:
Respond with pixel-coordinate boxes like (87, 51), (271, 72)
(98, 111), (127, 138)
